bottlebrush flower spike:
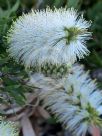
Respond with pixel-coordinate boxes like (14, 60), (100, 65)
(7, 8), (91, 68)
(39, 65), (102, 136)
(0, 117), (19, 136)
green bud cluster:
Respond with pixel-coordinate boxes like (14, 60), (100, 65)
(32, 63), (72, 78)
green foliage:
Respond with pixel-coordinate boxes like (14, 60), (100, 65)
(0, 53), (29, 105)
(0, 0), (20, 51)
(0, 0), (29, 106)
(39, 0), (83, 9)
(83, 1), (102, 69)
(67, 0), (83, 9)
(39, 0), (65, 8)
(0, 0), (19, 34)
(87, 1), (102, 50)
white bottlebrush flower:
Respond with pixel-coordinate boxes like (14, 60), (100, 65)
(7, 8), (91, 68)
(39, 65), (102, 136)
(0, 117), (19, 136)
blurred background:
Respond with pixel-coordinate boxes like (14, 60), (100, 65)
(0, 0), (102, 135)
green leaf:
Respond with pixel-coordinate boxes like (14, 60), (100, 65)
(67, 0), (82, 9)
(47, 117), (57, 124)
(10, 0), (20, 14)
(87, 1), (102, 20)
(54, 0), (64, 8)
(5, 85), (26, 105)
(0, 0), (19, 36)
(93, 51), (102, 67)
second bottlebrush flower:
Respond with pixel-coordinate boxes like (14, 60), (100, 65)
(39, 65), (102, 136)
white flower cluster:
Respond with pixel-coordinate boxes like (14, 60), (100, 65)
(0, 117), (19, 136)
(7, 8), (91, 68)
(38, 65), (102, 136)
(7, 7), (102, 136)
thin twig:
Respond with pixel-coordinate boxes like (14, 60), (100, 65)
(20, 115), (36, 136)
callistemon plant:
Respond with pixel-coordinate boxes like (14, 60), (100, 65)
(7, 7), (91, 78)
(7, 7), (102, 136)
(0, 116), (19, 136)
(38, 65), (102, 136)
